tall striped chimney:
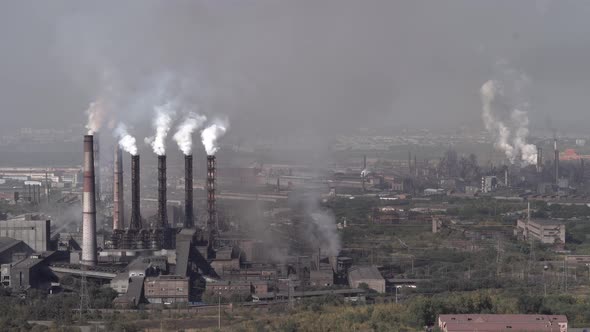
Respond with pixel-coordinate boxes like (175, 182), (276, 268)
(82, 135), (98, 266)
(94, 135), (101, 201)
(113, 145), (124, 230)
(554, 138), (559, 183)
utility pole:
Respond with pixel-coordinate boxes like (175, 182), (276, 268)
(218, 291), (221, 329)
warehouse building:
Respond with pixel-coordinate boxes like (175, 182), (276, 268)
(347, 266), (385, 293)
(144, 275), (189, 304)
(0, 214), (51, 251)
(515, 218), (565, 245)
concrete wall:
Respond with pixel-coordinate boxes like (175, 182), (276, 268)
(0, 219), (50, 252)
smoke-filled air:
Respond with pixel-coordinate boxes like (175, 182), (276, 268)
(173, 112), (207, 156)
(201, 120), (228, 156)
(480, 71), (537, 166)
(115, 123), (137, 155)
(85, 99), (106, 135)
(145, 103), (175, 156)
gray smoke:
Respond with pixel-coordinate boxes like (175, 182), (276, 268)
(303, 195), (341, 256)
(480, 65), (537, 165)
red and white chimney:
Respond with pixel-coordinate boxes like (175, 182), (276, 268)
(82, 135), (98, 266)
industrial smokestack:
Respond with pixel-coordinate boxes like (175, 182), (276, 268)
(158, 155), (167, 228)
(130, 155), (142, 230)
(113, 145), (124, 230)
(94, 135), (101, 202)
(82, 135), (98, 266)
(207, 155), (217, 246)
(504, 166), (509, 187)
(362, 154), (367, 191)
(184, 155), (194, 228)
(536, 146), (543, 173)
(554, 139), (559, 183)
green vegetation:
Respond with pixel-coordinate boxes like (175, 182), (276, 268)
(214, 290), (590, 331)
(0, 282), (117, 331)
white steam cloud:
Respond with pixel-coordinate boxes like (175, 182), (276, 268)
(201, 119), (229, 155)
(115, 123), (138, 155)
(145, 103), (175, 156)
(310, 211), (341, 256)
(480, 73), (537, 166)
(173, 112), (208, 155)
(85, 99), (106, 135)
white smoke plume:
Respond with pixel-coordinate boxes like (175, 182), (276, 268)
(115, 123), (138, 155)
(85, 99), (106, 135)
(360, 169), (370, 178)
(480, 72), (537, 166)
(310, 211), (341, 256)
(145, 103), (175, 156)
(173, 112), (208, 155)
(201, 119), (229, 155)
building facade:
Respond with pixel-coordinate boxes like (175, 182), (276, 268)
(515, 219), (565, 245)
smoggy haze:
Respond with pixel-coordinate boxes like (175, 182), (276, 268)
(0, 1), (589, 138)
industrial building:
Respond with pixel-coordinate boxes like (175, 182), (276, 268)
(515, 218), (566, 245)
(347, 266), (385, 293)
(0, 133), (397, 309)
(0, 214), (51, 251)
(0, 237), (33, 264)
(144, 275), (189, 304)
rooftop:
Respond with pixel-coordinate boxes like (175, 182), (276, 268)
(0, 237), (22, 253)
(348, 266), (384, 281)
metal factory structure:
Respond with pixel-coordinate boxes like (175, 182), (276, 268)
(157, 155), (168, 228)
(109, 153), (174, 250)
(554, 138), (560, 183)
(82, 135), (98, 266)
(113, 145), (124, 230)
(184, 155), (194, 228)
(207, 155), (218, 249)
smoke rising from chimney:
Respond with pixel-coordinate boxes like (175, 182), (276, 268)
(145, 103), (175, 156)
(85, 99), (106, 135)
(115, 123), (138, 155)
(173, 112), (207, 155)
(201, 119), (228, 155)
(480, 67), (537, 166)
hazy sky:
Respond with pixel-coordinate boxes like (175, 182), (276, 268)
(1, 0), (589, 139)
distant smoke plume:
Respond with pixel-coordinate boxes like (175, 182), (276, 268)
(201, 119), (229, 155)
(115, 123), (138, 155)
(480, 68), (537, 166)
(85, 99), (106, 135)
(173, 112), (207, 155)
(303, 195), (341, 256)
(145, 103), (175, 156)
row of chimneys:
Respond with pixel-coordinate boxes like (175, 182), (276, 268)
(82, 134), (212, 266)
